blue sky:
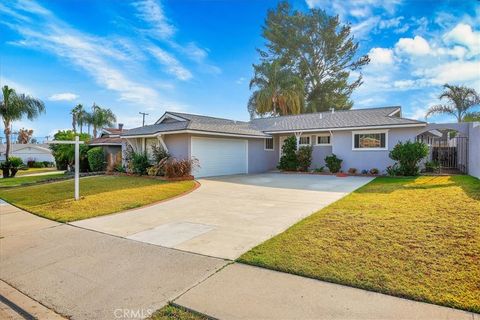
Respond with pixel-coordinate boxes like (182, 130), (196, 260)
(1, 0), (479, 139)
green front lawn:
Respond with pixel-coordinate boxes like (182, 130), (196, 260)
(0, 173), (68, 188)
(0, 175), (196, 222)
(239, 176), (480, 313)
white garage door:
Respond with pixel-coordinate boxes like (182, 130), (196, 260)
(191, 137), (248, 178)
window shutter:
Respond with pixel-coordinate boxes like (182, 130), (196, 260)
(354, 134), (360, 148)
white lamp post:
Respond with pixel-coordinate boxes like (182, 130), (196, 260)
(47, 136), (85, 200)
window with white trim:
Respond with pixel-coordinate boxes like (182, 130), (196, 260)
(353, 131), (387, 150)
(316, 135), (331, 145)
(298, 136), (311, 146)
(264, 137), (274, 151)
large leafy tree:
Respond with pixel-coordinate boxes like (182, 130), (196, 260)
(250, 1), (369, 116)
(248, 61), (304, 117)
(49, 130), (90, 171)
(425, 84), (480, 122)
(90, 103), (117, 138)
(0, 85), (45, 161)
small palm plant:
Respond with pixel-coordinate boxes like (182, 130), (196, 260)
(425, 84), (480, 122)
(249, 61), (304, 117)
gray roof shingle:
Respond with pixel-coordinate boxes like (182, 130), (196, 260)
(122, 106), (425, 137)
(251, 106), (425, 132)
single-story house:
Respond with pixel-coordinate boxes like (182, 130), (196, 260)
(89, 124), (127, 168)
(121, 106), (479, 178)
(0, 143), (55, 164)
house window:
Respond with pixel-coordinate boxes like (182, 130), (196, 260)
(298, 136), (311, 146)
(265, 138), (274, 151)
(353, 131), (387, 150)
(316, 135), (331, 145)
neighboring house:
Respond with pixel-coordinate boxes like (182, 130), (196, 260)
(122, 106), (478, 178)
(0, 144), (55, 164)
(89, 124), (127, 168)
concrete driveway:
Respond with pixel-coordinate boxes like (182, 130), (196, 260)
(73, 173), (373, 260)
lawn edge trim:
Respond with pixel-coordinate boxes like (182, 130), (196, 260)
(0, 179), (200, 223)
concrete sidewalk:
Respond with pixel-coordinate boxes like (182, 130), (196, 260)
(175, 263), (479, 320)
(0, 203), (226, 320)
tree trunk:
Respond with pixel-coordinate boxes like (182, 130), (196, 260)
(3, 122), (10, 162)
(72, 114), (77, 133)
(93, 125), (97, 138)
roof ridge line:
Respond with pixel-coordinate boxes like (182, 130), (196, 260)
(250, 106), (401, 121)
(168, 111), (249, 123)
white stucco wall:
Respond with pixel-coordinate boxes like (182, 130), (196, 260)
(468, 122), (480, 179)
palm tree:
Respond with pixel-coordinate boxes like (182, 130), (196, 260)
(1, 85), (45, 161)
(90, 103), (116, 138)
(249, 61), (304, 117)
(425, 84), (480, 122)
(71, 104), (84, 133)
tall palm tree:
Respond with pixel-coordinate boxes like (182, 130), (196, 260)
(71, 104), (84, 134)
(425, 84), (480, 122)
(249, 61), (304, 117)
(90, 103), (116, 138)
(0, 85), (45, 161)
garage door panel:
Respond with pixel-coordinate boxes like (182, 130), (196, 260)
(191, 137), (247, 178)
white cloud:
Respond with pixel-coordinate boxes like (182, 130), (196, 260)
(48, 93), (79, 101)
(132, 0), (175, 40)
(148, 46), (192, 80)
(378, 16), (403, 29)
(443, 23), (480, 57)
(395, 36), (431, 56)
(416, 60), (480, 85)
(305, 0), (404, 39)
(368, 47), (394, 65)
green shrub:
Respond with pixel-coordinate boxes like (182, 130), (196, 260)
(386, 163), (401, 176)
(296, 146), (312, 172)
(87, 147), (105, 172)
(131, 152), (150, 175)
(314, 166), (324, 173)
(424, 160), (440, 173)
(389, 141), (429, 176)
(31, 161), (45, 168)
(370, 168), (379, 175)
(9, 157), (23, 168)
(325, 154), (342, 173)
(278, 136), (298, 171)
(151, 144), (170, 163)
(348, 168), (357, 174)
(49, 130), (90, 171)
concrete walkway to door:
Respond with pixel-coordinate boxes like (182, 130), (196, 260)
(72, 173), (373, 260)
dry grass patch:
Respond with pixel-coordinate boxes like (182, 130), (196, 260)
(150, 305), (209, 320)
(0, 175), (196, 222)
(239, 176), (480, 313)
